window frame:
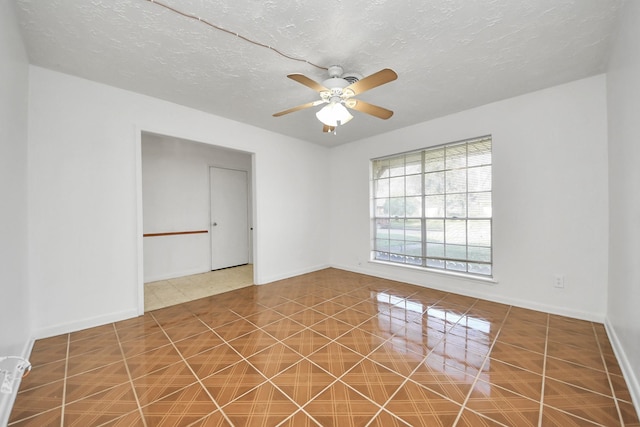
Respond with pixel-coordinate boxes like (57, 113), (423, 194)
(370, 135), (493, 278)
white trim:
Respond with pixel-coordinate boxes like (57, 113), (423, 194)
(256, 264), (331, 285)
(134, 126), (145, 316)
(144, 267), (212, 284)
(604, 317), (640, 418)
(33, 309), (138, 340)
(369, 259), (498, 284)
(0, 339), (34, 427)
(332, 263), (604, 322)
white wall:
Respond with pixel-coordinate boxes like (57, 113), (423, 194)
(142, 133), (252, 282)
(27, 66), (330, 338)
(0, 0), (30, 357)
(329, 75), (609, 321)
(606, 0), (640, 413)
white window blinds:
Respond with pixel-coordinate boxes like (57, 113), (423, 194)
(371, 136), (492, 276)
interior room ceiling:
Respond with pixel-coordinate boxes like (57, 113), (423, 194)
(14, 0), (622, 147)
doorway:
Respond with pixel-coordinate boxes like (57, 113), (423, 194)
(139, 132), (255, 313)
(210, 167), (250, 270)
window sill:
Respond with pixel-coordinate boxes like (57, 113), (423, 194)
(369, 259), (498, 285)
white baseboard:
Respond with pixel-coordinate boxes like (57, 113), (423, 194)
(256, 264), (330, 285)
(331, 263), (604, 322)
(0, 338), (34, 427)
(604, 318), (640, 418)
(34, 308), (139, 340)
(144, 267), (211, 283)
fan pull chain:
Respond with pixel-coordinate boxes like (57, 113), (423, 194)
(144, 0), (328, 71)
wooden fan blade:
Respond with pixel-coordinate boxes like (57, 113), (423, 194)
(287, 74), (328, 92)
(322, 124), (336, 133)
(347, 99), (394, 120)
(273, 100), (324, 117)
(346, 69), (397, 96)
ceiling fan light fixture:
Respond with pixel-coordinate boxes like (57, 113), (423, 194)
(316, 101), (353, 127)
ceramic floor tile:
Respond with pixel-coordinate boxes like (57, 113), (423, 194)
(63, 382), (139, 426)
(545, 357), (612, 396)
(488, 341), (545, 374)
(270, 359), (335, 406)
(540, 405), (603, 426)
(337, 328), (387, 356)
(9, 380), (64, 424)
(428, 340), (487, 377)
(332, 308), (374, 327)
(223, 382), (298, 426)
(197, 310), (242, 329)
(200, 361), (267, 406)
(260, 317), (305, 340)
(99, 410), (146, 426)
(161, 317), (210, 342)
(132, 361), (197, 406)
(246, 342), (301, 378)
(367, 340), (426, 377)
(243, 308), (285, 327)
(26, 348), (68, 374)
(478, 358), (543, 400)
(307, 342), (364, 377)
(272, 300), (306, 316)
(546, 341), (607, 371)
(139, 383), (219, 426)
(340, 359), (406, 405)
(366, 409), (413, 426)
(455, 409), (508, 426)
(186, 344), (243, 379)
(310, 316), (354, 339)
(281, 328), (330, 356)
(226, 329), (278, 357)
(189, 410), (232, 426)
(543, 377), (621, 426)
(287, 308), (327, 327)
(383, 381), (462, 427)
(173, 331), (224, 358)
(212, 317), (257, 341)
(408, 359), (477, 404)
(465, 380), (540, 426)
(619, 399), (640, 425)
(125, 344), (184, 379)
(8, 407), (62, 427)
(303, 381), (381, 427)
(64, 360), (131, 403)
(12, 268), (639, 426)
(67, 333), (121, 359)
(277, 410), (322, 427)
(119, 330), (172, 358)
(610, 373), (633, 402)
(17, 359), (66, 391)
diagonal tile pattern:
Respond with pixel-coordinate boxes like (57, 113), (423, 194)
(10, 268), (640, 426)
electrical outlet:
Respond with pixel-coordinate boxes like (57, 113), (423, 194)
(554, 275), (565, 288)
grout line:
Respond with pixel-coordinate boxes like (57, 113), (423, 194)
(451, 304), (511, 427)
(59, 333), (70, 427)
(593, 321), (625, 426)
(537, 313), (550, 427)
(150, 312), (236, 426)
(112, 322), (148, 427)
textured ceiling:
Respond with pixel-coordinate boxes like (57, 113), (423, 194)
(14, 0), (622, 146)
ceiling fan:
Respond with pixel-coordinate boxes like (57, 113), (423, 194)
(273, 65), (398, 133)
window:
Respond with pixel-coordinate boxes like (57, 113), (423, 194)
(371, 136), (492, 276)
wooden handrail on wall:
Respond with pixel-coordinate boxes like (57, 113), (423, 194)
(143, 230), (209, 237)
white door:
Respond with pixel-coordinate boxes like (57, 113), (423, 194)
(210, 167), (249, 270)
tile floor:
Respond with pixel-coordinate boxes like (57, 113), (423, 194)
(10, 268), (639, 426)
(144, 265), (254, 311)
